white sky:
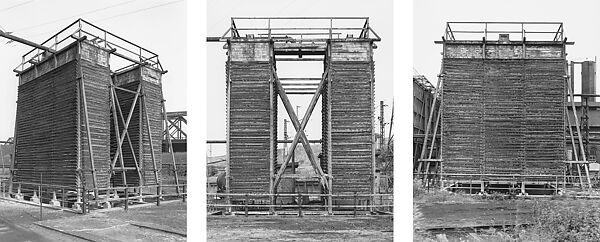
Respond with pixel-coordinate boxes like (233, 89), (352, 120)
(414, 0), (600, 93)
(206, 0), (394, 156)
(0, 0), (186, 140)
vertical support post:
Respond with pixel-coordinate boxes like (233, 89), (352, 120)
(162, 101), (180, 194)
(156, 185), (161, 206)
(62, 189), (66, 208)
(225, 55), (232, 215)
(353, 192), (357, 217)
(82, 186), (87, 215)
(141, 87), (160, 187)
(480, 181), (484, 193)
(567, 73), (592, 189)
(417, 76), (443, 175)
(124, 187), (129, 211)
(555, 176), (558, 195)
(245, 194), (249, 217)
(182, 185), (186, 202)
(39, 173), (42, 221)
(297, 193), (303, 217)
(77, 41), (98, 199)
(269, 58), (275, 215)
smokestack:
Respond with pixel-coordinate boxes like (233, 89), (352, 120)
(581, 61), (596, 102)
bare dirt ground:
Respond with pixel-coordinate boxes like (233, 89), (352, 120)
(207, 215), (393, 241)
(0, 198), (186, 241)
(414, 195), (600, 241)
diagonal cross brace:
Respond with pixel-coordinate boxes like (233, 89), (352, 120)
(110, 83), (142, 171)
(273, 68), (329, 191)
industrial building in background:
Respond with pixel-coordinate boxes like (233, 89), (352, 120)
(1, 19), (185, 212)
(416, 22), (595, 194)
(207, 17), (392, 215)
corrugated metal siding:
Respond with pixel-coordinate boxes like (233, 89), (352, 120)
(227, 45), (275, 195)
(327, 41), (375, 195)
(442, 57), (565, 182)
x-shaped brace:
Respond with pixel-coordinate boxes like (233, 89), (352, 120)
(272, 67), (330, 192)
(109, 82), (143, 182)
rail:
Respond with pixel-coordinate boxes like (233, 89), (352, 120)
(207, 192), (393, 216)
(0, 179), (186, 215)
(443, 22), (564, 42)
(209, 17), (381, 42)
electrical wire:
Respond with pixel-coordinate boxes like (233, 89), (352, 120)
(18, 0), (183, 40)
(0, 0), (34, 13)
(12, 0), (137, 33)
(94, 0), (183, 23)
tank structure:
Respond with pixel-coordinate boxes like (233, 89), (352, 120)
(210, 17), (382, 213)
(8, 19), (180, 208)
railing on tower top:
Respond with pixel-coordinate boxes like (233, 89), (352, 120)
(443, 22), (564, 42)
(15, 18), (164, 74)
(208, 17), (381, 42)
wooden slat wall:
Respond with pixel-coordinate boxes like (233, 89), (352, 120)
(111, 68), (142, 187)
(442, 52), (565, 182)
(327, 41), (374, 196)
(14, 60), (80, 188)
(227, 41), (275, 195)
(14, 41), (112, 191)
(79, 42), (112, 189)
(140, 68), (164, 186)
(111, 66), (164, 186)
(442, 59), (484, 178)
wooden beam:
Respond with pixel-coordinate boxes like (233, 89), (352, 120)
(273, 69), (329, 191)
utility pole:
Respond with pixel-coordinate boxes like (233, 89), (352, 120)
(0, 144), (4, 175)
(293, 106), (301, 194)
(283, 119), (289, 159)
(379, 101), (387, 151)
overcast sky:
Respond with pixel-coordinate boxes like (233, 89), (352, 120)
(414, 0), (600, 93)
(206, 0), (394, 156)
(0, 0), (186, 140)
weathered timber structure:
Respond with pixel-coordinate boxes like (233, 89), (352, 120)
(210, 17), (382, 213)
(9, 19), (181, 205)
(429, 22), (582, 189)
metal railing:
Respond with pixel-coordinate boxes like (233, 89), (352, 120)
(15, 18), (164, 74)
(0, 179), (186, 215)
(210, 17), (381, 42)
(444, 22), (564, 42)
(207, 192), (393, 216)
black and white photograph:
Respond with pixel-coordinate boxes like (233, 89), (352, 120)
(413, 0), (600, 241)
(205, 0), (394, 240)
(0, 1), (187, 241)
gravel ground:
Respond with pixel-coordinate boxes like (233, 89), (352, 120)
(208, 215), (393, 241)
(0, 198), (186, 241)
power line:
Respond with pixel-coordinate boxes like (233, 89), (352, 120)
(20, 0), (182, 40)
(13, 0), (137, 33)
(0, 0), (34, 13)
(95, 0), (183, 23)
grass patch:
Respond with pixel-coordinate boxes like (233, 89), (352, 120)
(413, 179), (480, 204)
